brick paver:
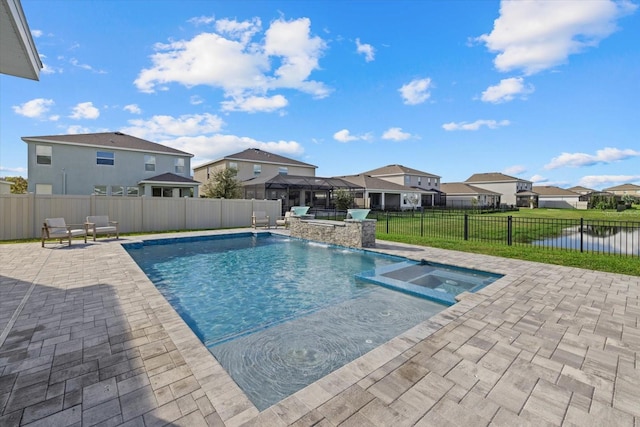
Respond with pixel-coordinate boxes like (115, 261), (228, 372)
(1, 229), (638, 426)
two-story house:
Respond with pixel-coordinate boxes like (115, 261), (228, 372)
(603, 183), (640, 198)
(23, 132), (200, 197)
(465, 172), (535, 207)
(193, 148), (362, 210)
(360, 165), (444, 208)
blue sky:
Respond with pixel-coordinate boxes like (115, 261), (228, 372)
(1, 0), (639, 190)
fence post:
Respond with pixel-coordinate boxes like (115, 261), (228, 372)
(464, 213), (468, 240)
(420, 210), (424, 237)
(507, 215), (513, 246)
(386, 211), (389, 234)
(580, 217), (584, 253)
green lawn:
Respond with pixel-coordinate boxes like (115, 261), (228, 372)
(374, 207), (640, 276)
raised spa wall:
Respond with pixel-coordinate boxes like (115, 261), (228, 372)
(288, 216), (377, 248)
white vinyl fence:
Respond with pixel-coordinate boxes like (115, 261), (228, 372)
(0, 194), (282, 240)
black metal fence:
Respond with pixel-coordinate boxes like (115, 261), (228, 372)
(370, 211), (640, 258)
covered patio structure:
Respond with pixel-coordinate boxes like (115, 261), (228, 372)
(241, 174), (365, 213)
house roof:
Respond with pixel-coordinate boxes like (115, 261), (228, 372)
(339, 174), (432, 193)
(22, 132), (193, 157)
(138, 173), (200, 185)
(465, 172), (532, 184)
(440, 183), (501, 196)
(194, 148), (317, 170)
(0, 0), (42, 80)
(361, 164), (440, 179)
(532, 186), (580, 197)
(567, 185), (594, 193)
(602, 183), (640, 192)
(242, 173), (360, 190)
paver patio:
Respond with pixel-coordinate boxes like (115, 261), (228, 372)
(1, 229), (638, 426)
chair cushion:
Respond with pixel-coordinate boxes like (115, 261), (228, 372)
(87, 215), (110, 227)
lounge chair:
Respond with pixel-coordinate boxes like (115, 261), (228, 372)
(41, 218), (87, 247)
(275, 211), (292, 228)
(86, 215), (119, 241)
(252, 211), (270, 229)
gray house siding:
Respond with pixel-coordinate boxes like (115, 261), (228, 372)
(26, 142), (191, 196)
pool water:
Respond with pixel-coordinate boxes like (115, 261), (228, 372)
(124, 234), (448, 410)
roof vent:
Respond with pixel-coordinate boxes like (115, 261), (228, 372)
(114, 131), (124, 135)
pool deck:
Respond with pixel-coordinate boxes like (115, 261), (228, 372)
(1, 229), (639, 426)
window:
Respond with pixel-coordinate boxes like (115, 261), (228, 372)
(111, 186), (124, 196)
(126, 186), (139, 197)
(94, 185), (107, 196)
(279, 167), (288, 175)
(97, 151), (114, 166)
(253, 164), (261, 176)
(229, 162), (238, 170)
(404, 176), (410, 185)
(175, 158), (185, 174)
(36, 145), (52, 165)
(418, 177), (422, 186)
(35, 183), (52, 194)
(144, 155), (156, 172)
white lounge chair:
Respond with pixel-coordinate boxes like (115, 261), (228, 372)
(275, 211), (292, 228)
(252, 211), (270, 229)
(41, 218), (87, 247)
(86, 215), (119, 241)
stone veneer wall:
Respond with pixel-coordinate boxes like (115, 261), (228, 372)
(288, 216), (376, 248)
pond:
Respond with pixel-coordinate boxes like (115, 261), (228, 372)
(532, 224), (640, 256)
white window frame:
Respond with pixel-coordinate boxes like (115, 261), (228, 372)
(175, 158), (185, 174)
(36, 145), (52, 165)
(144, 155), (156, 172)
(97, 151), (115, 166)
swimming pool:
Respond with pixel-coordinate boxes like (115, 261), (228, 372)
(124, 233), (482, 410)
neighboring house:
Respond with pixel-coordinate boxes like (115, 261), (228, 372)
(603, 183), (640, 198)
(567, 185), (594, 195)
(440, 183), (501, 208)
(361, 165), (444, 207)
(0, 180), (12, 194)
(194, 148), (317, 184)
(1, 0), (42, 80)
(23, 132), (199, 197)
(338, 174), (428, 211)
(465, 172), (535, 207)
(533, 186), (583, 209)
(194, 149), (360, 209)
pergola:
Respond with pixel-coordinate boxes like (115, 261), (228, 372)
(241, 174), (364, 212)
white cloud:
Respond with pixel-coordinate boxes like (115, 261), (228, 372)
(356, 38), (375, 62)
(123, 104), (142, 114)
(544, 147), (640, 169)
(503, 165), (527, 175)
(134, 17), (329, 112)
(381, 127), (411, 141)
(12, 98), (54, 118)
(121, 113), (225, 141)
(399, 78), (433, 105)
(188, 15), (216, 26)
(175, 135), (304, 166)
(578, 175), (640, 189)
(66, 125), (92, 134)
(31, 29), (43, 38)
(442, 119), (510, 131)
(476, 0), (637, 75)
(70, 58), (106, 74)
(221, 94), (288, 113)
(333, 129), (371, 143)
(190, 95), (204, 105)
(120, 112), (302, 162)
(481, 77), (534, 103)
(529, 174), (548, 183)
(0, 166), (27, 175)
(70, 102), (100, 119)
